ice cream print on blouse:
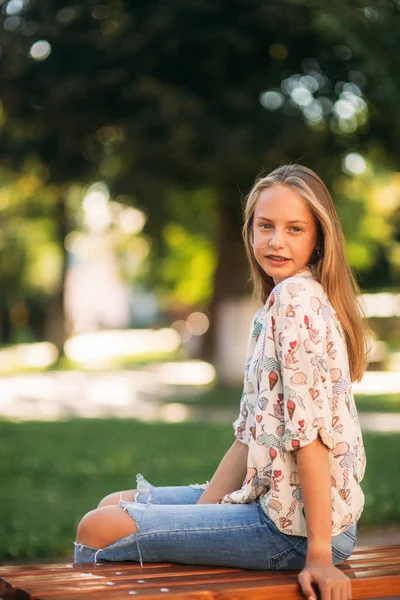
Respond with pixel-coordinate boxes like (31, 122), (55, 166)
(218, 268), (366, 537)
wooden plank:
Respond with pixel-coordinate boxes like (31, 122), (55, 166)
(26, 589), (215, 600)
(1, 545), (399, 600)
(352, 544), (400, 553)
(2, 570), (300, 596)
(3, 555), (399, 588)
(0, 563), (172, 576)
(197, 571), (400, 600)
(350, 550), (400, 560)
(6, 568), (400, 600)
(0, 565), (257, 589)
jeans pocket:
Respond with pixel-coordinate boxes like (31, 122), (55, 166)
(256, 501), (308, 570)
(270, 537), (307, 571)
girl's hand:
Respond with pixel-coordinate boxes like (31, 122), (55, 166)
(298, 561), (352, 600)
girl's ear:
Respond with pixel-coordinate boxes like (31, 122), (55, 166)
(311, 246), (321, 263)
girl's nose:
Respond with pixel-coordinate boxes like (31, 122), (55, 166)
(269, 229), (285, 248)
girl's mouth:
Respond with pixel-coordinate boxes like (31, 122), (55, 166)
(266, 255), (291, 265)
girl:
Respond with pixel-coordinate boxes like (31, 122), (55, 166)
(74, 164), (370, 600)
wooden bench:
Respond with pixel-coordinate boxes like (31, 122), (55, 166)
(1, 544), (399, 599)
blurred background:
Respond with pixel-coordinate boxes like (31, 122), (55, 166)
(0, 0), (399, 563)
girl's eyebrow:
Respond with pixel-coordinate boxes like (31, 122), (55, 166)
(255, 216), (309, 225)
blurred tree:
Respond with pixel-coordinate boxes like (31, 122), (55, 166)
(0, 161), (68, 349)
(1, 0), (400, 357)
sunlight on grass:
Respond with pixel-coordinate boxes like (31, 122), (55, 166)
(0, 342), (58, 372)
(64, 328), (180, 365)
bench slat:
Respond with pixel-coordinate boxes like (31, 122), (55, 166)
(1, 545), (399, 600)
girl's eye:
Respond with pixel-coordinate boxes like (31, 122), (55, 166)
(260, 224), (273, 229)
(290, 227), (302, 233)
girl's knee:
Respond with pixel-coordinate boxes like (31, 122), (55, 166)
(97, 489), (137, 508)
(76, 505), (138, 548)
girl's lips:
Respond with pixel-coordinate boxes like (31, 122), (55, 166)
(266, 255), (291, 266)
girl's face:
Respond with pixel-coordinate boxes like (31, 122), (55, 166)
(252, 184), (318, 285)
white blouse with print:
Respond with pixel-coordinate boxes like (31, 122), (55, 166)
(219, 268), (367, 537)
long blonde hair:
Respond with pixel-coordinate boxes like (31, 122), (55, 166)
(242, 164), (372, 382)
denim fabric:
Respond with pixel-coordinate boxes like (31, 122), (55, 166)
(74, 474), (357, 570)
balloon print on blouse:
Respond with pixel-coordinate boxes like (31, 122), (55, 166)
(256, 431), (286, 462)
(310, 295), (333, 321)
(330, 367), (351, 398)
(289, 471), (303, 503)
(286, 282), (306, 299)
(333, 441), (355, 493)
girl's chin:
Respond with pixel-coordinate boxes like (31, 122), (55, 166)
(262, 260), (299, 282)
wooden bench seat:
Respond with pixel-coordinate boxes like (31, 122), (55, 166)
(1, 544), (399, 599)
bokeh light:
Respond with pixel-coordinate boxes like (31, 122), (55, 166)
(119, 207), (146, 234)
(6, 0), (24, 15)
(155, 360), (216, 386)
(29, 40), (51, 61)
(186, 312), (209, 336)
(259, 90), (284, 110)
(171, 319), (192, 343)
(343, 152), (367, 175)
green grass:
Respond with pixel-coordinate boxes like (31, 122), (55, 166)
(0, 419), (399, 562)
(354, 394), (400, 412)
(167, 387), (400, 413)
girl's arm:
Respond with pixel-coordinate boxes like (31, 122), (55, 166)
(297, 437), (352, 600)
(196, 439), (248, 504)
(297, 436), (332, 562)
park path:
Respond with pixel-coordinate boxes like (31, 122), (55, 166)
(0, 368), (399, 430)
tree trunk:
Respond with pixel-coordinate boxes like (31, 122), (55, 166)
(43, 191), (69, 356)
(202, 186), (253, 380)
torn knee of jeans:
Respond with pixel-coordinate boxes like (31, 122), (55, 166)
(189, 481), (209, 490)
(134, 473), (152, 504)
(74, 541), (98, 551)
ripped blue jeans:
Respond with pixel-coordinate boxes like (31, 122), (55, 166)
(74, 474), (357, 570)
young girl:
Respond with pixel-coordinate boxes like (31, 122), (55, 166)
(74, 164), (370, 600)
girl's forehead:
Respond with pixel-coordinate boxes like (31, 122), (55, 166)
(254, 185), (313, 219)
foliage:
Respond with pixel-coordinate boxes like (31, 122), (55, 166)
(0, 418), (398, 561)
(155, 188), (218, 307)
(1, 0), (400, 346)
(2, 1), (400, 183)
(0, 162), (66, 342)
(334, 168), (400, 288)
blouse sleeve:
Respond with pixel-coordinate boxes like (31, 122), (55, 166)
(273, 283), (335, 453)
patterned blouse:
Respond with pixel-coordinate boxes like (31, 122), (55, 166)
(219, 268), (367, 537)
